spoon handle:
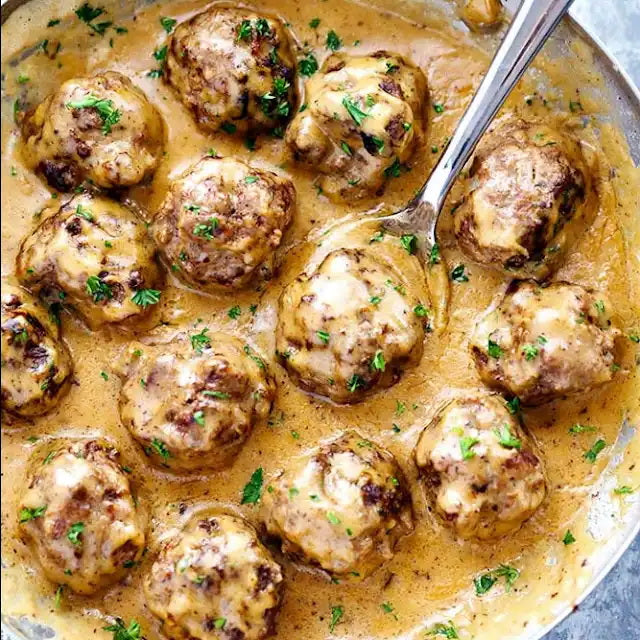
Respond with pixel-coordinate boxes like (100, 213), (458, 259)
(417, 0), (575, 215)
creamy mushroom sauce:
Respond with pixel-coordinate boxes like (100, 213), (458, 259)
(2, 0), (639, 638)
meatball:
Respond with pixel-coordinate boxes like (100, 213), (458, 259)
(459, 0), (503, 31)
(470, 281), (620, 405)
(286, 51), (427, 199)
(453, 121), (587, 276)
(21, 71), (164, 191)
(165, 7), (296, 135)
(262, 431), (413, 577)
(145, 514), (283, 640)
(153, 157), (295, 291)
(18, 440), (145, 594)
(16, 193), (162, 329)
(276, 248), (426, 403)
(414, 393), (546, 539)
(1, 284), (72, 417)
(116, 333), (274, 472)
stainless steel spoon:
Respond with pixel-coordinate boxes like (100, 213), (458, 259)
(381, 0), (576, 325)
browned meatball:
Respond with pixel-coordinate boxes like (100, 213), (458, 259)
(286, 51), (427, 199)
(1, 283), (73, 417)
(262, 431), (413, 578)
(454, 121), (587, 276)
(459, 0), (503, 31)
(21, 71), (164, 191)
(16, 193), (162, 329)
(18, 441), (145, 594)
(470, 281), (620, 405)
(145, 514), (283, 640)
(276, 248), (426, 403)
(165, 7), (296, 135)
(415, 393), (546, 539)
(153, 157), (295, 291)
(116, 333), (275, 472)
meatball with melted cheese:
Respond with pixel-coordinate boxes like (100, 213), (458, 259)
(415, 394), (546, 539)
(153, 157), (295, 291)
(145, 514), (283, 640)
(21, 71), (164, 191)
(262, 431), (413, 578)
(16, 193), (161, 329)
(116, 334), (274, 472)
(1, 284), (73, 417)
(286, 51), (427, 199)
(470, 281), (620, 405)
(454, 121), (587, 276)
(165, 7), (296, 135)
(18, 440), (145, 595)
(276, 248), (426, 403)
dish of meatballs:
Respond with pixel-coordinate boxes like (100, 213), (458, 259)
(1, 0), (639, 639)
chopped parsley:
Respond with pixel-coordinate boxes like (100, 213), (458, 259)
(19, 505), (47, 522)
(569, 423), (597, 435)
(241, 467), (263, 504)
(193, 410), (205, 426)
(309, 17), (321, 28)
(583, 438), (606, 463)
(75, 204), (94, 221)
(450, 264), (469, 283)
(429, 243), (441, 265)
(75, 3), (112, 35)
(414, 304), (429, 317)
(220, 121), (237, 134)
(150, 438), (170, 460)
(342, 96), (368, 126)
(228, 305), (242, 319)
(459, 436), (479, 460)
(213, 618), (226, 630)
(521, 344), (539, 360)
(160, 16), (177, 33)
(86, 275), (113, 302)
(131, 289), (161, 308)
(340, 140), (353, 156)
(474, 564), (519, 595)
(562, 530), (576, 545)
(329, 605), (344, 632)
(103, 618), (142, 640)
(370, 350), (386, 372)
(191, 328), (211, 353)
(66, 94), (121, 134)
(193, 218), (220, 239)
(67, 522), (85, 545)
(203, 390), (230, 399)
(100, 371), (109, 381)
(370, 296), (382, 305)
(299, 52), (319, 76)
(47, 18), (61, 27)
(493, 424), (521, 449)
(395, 400), (406, 416)
(384, 157), (404, 178)
(245, 175), (259, 184)
(243, 344), (265, 369)
(433, 103), (445, 113)
(427, 622), (459, 638)
(326, 511), (341, 525)
(400, 234), (417, 254)
(347, 374), (365, 392)
(487, 339), (503, 359)
(594, 299), (606, 314)
(614, 486), (634, 495)
(317, 330), (330, 344)
(326, 30), (342, 51)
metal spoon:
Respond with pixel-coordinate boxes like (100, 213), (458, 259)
(381, 0), (576, 326)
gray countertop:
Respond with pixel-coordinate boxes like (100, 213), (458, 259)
(545, 1), (639, 639)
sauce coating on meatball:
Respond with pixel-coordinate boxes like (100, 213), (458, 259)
(144, 514), (283, 640)
(153, 156), (295, 291)
(262, 430), (413, 577)
(165, 7), (296, 136)
(16, 193), (162, 329)
(286, 51), (427, 200)
(21, 71), (164, 191)
(116, 333), (275, 473)
(415, 393), (547, 539)
(1, 284), (73, 417)
(18, 440), (145, 594)
(470, 281), (620, 404)
(276, 248), (426, 403)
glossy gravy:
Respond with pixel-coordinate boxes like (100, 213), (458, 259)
(2, 0), (639, 638)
